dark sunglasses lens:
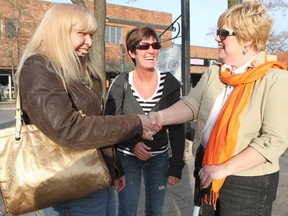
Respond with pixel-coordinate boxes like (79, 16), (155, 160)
(221, 30), (228, 40)
(136, 42), (161, 50)
(137, 44), (150, 50)
(151, 43), (161, 49)
(217, 29), (229, 40)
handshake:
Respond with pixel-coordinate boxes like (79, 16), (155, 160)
(139, 112), (162, 140)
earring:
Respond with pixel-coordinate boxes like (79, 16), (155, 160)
(243, 47), (248, 54)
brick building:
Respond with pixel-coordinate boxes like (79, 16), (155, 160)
(277, 51), (288, 69)
(0, 0), (175, 100)
(1, 0), (287, 101)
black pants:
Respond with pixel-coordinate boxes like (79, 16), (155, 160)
(194, 146), (279, 216)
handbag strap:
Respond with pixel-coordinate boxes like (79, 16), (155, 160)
(15, 87), (22, 140)
(120, 73), (129, 114)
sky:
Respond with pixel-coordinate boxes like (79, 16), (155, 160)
(45, 0), (288, 48)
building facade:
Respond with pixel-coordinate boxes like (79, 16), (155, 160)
(0, 0), (175, 100)
(1, 0), (287, 101)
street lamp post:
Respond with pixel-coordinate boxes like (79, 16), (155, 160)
(181, 0), (192, 139)
(181, 0), (191, 96)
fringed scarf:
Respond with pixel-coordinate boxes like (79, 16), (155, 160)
(202, 60), (285, 209)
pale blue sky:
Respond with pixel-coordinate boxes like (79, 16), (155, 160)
(44, 0), (287, 48)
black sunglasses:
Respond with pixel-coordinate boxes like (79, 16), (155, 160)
(135, 42), (161, 50)
(217, 29), (236, 40)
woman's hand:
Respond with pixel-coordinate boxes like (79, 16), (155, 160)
(114, 175), (126, 192)
(198, 164), (228, 188)
(168, 176), (181, 186)
(148, 111), (163, 129)
(138, 114), (161, 140)
(198, 147), (268, 188)
(133, 142), (152, 160)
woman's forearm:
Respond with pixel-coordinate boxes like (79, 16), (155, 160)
(199, 147), (267, 188)
(159, 101), (194, 126)
(223, 147), (267, 176)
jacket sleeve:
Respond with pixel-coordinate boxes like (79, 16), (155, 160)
(249, 68), (288, 163)
(167, 86), (185, 179)
(20, 56), (143, 150)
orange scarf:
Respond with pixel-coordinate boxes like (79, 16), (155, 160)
(202, 60), (285, 209)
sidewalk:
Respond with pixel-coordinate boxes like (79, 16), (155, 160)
(0, 101), (16, 110)
(0, 102), (16, 129)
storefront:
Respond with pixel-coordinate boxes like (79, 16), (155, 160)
(0, 69), (15, 102)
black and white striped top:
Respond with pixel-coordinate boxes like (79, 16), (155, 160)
(116, 71), (169, 157)
(129, 71), (166, 114)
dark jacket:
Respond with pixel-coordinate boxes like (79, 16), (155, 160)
(105, 71), (185, 179)
(19, 54), (143, 181)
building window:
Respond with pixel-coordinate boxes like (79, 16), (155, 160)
(105, 26), (122, 44)
(6, 19), (17, 40)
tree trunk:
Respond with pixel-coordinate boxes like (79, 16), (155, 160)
(92, 0), (106, 96)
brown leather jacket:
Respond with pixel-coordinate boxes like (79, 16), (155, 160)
(19, 54), (143, 181)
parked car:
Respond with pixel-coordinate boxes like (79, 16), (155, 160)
(1, 85), (15, 101)
(0, 84), (3, 101)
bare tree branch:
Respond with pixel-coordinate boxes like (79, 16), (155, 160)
(264, 0), (288, 14)
(267, 30), (288, 54)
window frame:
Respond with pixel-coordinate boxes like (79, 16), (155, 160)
(105, 25), (122, 44)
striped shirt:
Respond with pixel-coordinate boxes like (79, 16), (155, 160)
(130, 71), (166, 114)
(116, 71), (169, 157)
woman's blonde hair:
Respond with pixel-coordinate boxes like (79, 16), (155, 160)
(218, 1), (272, 52)
(16, 3), (98, 88)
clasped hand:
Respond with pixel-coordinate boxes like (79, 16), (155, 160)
(138, 111), (162, 140)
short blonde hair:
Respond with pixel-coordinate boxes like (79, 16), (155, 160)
(218, 1), (272, 52)
(16, 4), (98, 87)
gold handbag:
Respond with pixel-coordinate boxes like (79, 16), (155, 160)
(0, 88), (112, 215)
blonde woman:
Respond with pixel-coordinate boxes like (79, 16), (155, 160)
(15, 4), (156, 215)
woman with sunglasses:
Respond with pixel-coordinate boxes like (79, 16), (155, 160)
(149, 2), (288, 216)
(105, 26), (185, 216)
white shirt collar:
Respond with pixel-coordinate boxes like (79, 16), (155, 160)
(221, 53), (259, 74)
